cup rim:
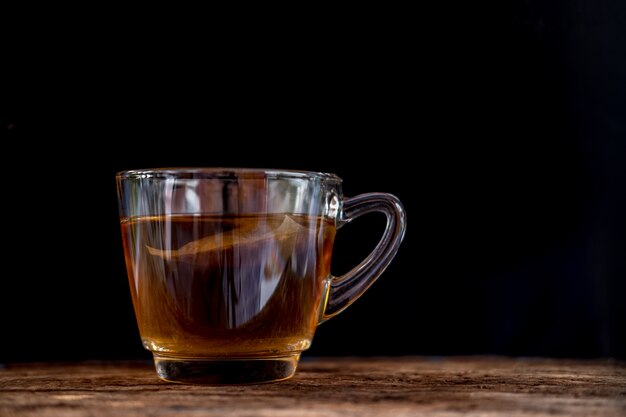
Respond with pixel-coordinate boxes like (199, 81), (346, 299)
(116, 167), (342, 183)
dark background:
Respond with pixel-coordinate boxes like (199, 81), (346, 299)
(2, 1), (625, 361)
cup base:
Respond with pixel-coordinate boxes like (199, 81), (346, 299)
(153, 354), (300, 384)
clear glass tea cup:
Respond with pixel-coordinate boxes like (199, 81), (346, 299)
(117, 168), (406, 384)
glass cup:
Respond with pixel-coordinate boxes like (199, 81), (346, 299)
(117, 168), (406, 384)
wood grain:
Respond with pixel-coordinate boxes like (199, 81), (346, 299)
(1, 357), (624, 416)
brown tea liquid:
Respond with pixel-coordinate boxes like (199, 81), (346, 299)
(121, 214), (336, 358)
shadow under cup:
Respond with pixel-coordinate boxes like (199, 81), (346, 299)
(117, 168), (405, 384)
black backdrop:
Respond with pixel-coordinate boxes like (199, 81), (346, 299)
(2, 1), (625, 361)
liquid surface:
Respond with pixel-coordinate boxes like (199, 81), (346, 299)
(121, 214), (336, 357)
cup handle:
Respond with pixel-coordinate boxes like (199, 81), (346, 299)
(321, 192), (407, 323)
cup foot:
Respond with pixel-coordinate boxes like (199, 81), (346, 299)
(153, 354), (300, 384)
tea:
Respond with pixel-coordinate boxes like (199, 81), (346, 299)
(121, 214), (336, 358)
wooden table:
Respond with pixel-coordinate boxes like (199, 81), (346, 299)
(1, 357), (624, 416)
